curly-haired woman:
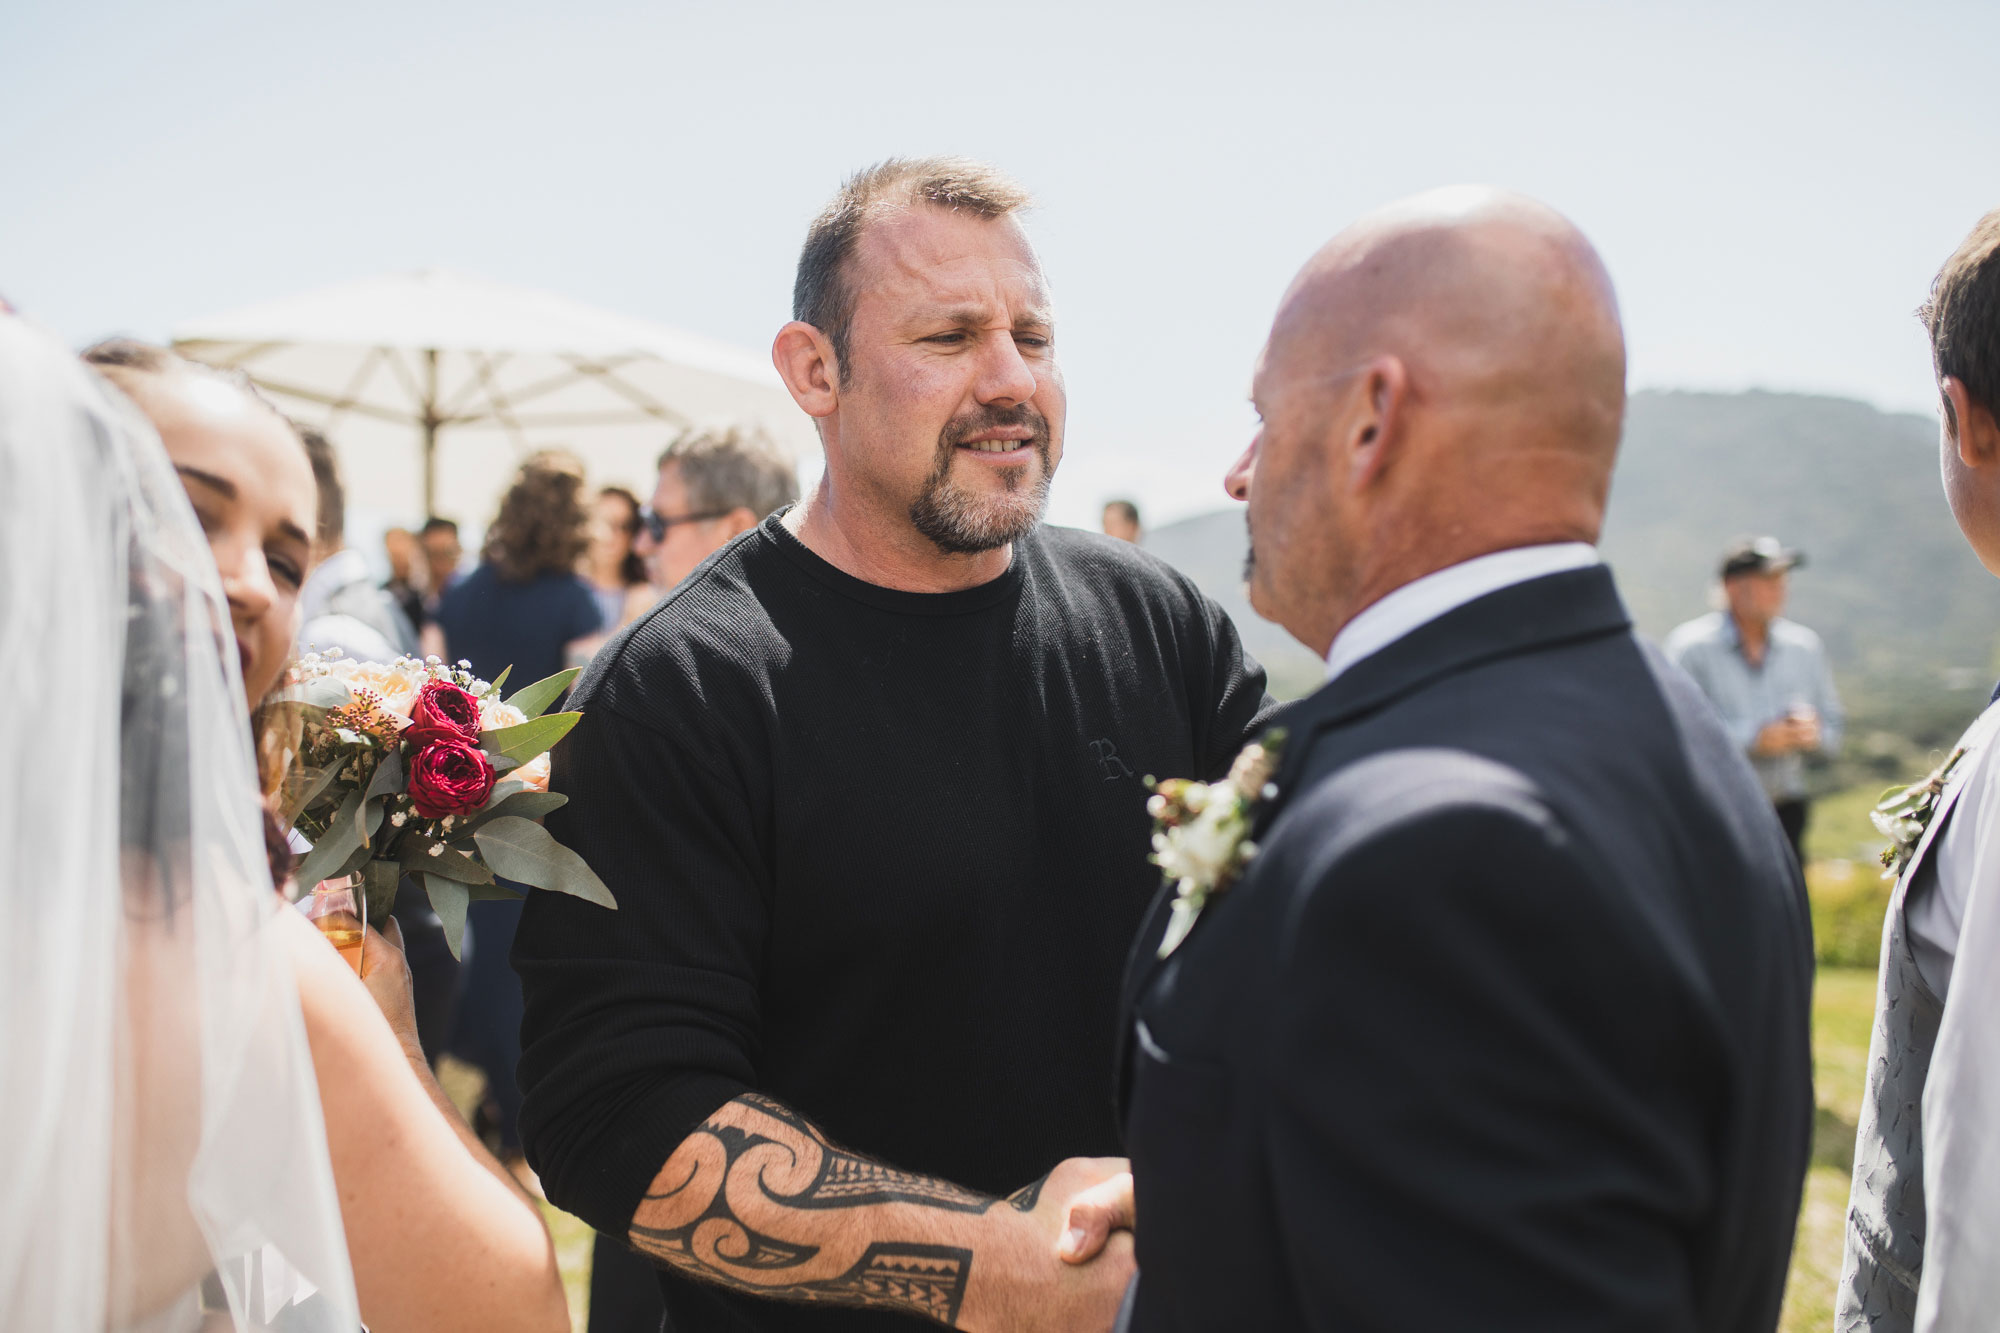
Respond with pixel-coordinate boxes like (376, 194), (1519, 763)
(429, 451), (604, 688)
(430, 450), (603, 1180)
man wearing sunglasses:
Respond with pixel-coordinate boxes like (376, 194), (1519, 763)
(634, 423), (799, 592)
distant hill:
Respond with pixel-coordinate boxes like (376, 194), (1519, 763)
(1144, 389), (2000, 741)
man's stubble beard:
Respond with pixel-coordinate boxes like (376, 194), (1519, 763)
(908, 402), (1056, 555)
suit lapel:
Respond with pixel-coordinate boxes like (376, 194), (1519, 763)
(1115, 565), (1632, 1125)
(1899, 701), (2000, 888)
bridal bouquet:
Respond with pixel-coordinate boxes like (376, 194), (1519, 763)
(269, 652), (615, 957)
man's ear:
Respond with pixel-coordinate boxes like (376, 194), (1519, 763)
(719, 507), (759, 540)
(1349, 356), (1408, 487)
(772, 322), (839, 419)
(1946, 377), (2000, 470)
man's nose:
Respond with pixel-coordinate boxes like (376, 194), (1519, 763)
(974, 335), (1039, 406)
(1223, 433), (1260, 502)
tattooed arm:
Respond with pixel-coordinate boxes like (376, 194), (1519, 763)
(629, 1093), (1134, 1331)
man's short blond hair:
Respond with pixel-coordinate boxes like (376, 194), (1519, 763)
(792, 157), (1032, 384)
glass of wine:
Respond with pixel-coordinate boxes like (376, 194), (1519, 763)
(300, 872), (366, 974)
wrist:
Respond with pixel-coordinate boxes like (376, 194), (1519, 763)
(954, 1206), (1038, 1332)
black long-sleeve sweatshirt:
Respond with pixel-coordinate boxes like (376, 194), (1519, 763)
(516, 512), (1272, 1332)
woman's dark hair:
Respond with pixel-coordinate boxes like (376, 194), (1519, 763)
(484, 450), (593, 583)
(598, 485), (648, 588)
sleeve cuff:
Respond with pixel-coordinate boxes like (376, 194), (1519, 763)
(529, 1070), (749, 1238)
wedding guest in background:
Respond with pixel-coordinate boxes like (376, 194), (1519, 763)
(296, 428), (421, 663)
(77, 336), (567, 1332)
(585, 485), (656, 633)
(432, 450), (602, 1182)
(1841, 206), (2000, 1332)
(383, 525), (429, 632)
(1111, 190), (1812, 1331)
(1101, 497), (1142, 543)
(583, 422), (797, 1333)
(1665, 536), (1843, 866)
(638, 422), (799, 588)
(419, 515), (464, 612)
(515, 157), (1269, 1332)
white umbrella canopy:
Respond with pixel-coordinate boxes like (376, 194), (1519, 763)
(172, 268), (818, 527)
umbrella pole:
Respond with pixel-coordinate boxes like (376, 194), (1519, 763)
(421, 347), (439, 518)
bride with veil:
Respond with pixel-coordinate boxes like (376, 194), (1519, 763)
(0, 314), (567, 1330)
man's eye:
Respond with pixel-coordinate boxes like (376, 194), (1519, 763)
(922, 332), (968, 345)
(1015, 334), (1050, 349)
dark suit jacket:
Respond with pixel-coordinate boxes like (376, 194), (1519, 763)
(1117, 566), (1814, 1332)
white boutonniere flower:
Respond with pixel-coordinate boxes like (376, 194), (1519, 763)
(1147, 728), (1287, 958)
(1872, 746), (1967, 880)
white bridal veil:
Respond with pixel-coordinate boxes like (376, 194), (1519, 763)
(0, 316), (359, 1329)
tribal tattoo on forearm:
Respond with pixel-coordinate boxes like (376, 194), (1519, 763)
(629, 1093), (1007, 1324)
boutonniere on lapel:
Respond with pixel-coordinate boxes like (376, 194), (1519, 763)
(1146, 728), (1287, 959)
(1872, 746), (1968, 879)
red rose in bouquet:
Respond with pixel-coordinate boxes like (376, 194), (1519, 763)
(405, 680), (482, 747)
(407, 739), (497, 819)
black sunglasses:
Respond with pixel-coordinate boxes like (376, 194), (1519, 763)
(639, 504), (729, 542)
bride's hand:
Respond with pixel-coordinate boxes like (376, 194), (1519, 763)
(356, 916), (422, 1053)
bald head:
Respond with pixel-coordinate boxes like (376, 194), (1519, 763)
(1271, 186), (1624, 457)
(1232, 187), (1627, 655)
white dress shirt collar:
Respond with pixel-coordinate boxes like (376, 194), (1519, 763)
(1323, 542), (1601, 684)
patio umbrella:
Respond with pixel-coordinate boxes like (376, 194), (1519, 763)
(172, 268), (816, 525)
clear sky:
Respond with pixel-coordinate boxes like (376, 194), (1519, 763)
(4, 0), (1994, 528)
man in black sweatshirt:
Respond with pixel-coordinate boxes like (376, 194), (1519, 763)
(515, 157), (1272, 1333)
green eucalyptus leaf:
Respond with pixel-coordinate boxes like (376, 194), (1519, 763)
(463, 789), (568, 835)
(504, 667), (580, 721)
(486, 664), (513, 699)
(481, 779), (527, 809)
(466, 881), (527, 903)
(364, 749), (405, 802)
(294, 786), (366, 887)
(362, 859), (402, 922)
(331, 842), (374, 882)
(423, 874), (470, 960)
(474, 816), (616, 909)
(393, 831), (491, 883)
(481, 711), (580, 767)
(421, 841), (496, 885)
(277, 764), (340, 827)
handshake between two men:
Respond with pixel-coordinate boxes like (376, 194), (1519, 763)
(515, 156), (1815, 1333)
(626, 1093), (1135, 1332)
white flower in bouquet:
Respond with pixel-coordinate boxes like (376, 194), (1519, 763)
(479, 699), (528, 731)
